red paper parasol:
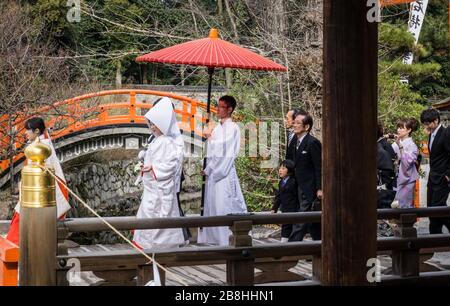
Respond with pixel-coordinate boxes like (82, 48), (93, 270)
(136, 28), (287, 71)
(136, 28), (287, 213)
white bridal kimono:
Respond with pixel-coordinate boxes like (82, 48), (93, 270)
(197, 118), (247, 246)
(133, 98), (184, 249)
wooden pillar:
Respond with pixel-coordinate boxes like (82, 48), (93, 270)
(19, 139), (57, 286)
(322, 0), (378, 285)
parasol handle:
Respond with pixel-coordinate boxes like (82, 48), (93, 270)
(200, 67), (215, 218)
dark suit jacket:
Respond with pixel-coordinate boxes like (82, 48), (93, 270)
(272, 176), (299, 213)
(378, 137), (397, 161)
(285, 130), (296, 160)
(377, 142), (395, 189)
(289, 133), (322, 203)
(428, 126), (450, 188)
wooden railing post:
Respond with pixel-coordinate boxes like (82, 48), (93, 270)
(137, 263), (166, 286)
(226, 220), (254, 286)
(392, 214), (419, 278)
(182, 100), (189, 124)
(129, 91), (137, 122)
(56, 225), (71, 286)
(19, 139), (57, 286)
(312, 254), (322, 282)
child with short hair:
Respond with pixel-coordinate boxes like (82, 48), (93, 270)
(271, 159), (299, 242)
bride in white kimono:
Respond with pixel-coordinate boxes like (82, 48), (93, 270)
(132, 98), (185, 249)
(197, 96), (247, 246)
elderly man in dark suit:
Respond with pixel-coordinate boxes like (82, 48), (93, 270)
(286, 109), (307, 160)
(420, 108), (450, 234)
(288, 112), (322, 241)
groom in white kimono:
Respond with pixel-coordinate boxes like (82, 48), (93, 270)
(197, 95), (247, 246)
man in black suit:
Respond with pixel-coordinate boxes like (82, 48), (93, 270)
(286, 108), (307, 160)
(420, 109), (450, 234)
(288, 112), (322, 241)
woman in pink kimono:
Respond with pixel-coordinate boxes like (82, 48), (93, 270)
(392, 118), (420, 208)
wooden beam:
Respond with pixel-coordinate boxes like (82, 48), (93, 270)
(57, 242), (322, 270)
(322, 0), (378, 285)
(59, 212), (321, 233)
(56, 207), (450, 233)
(380, 0), (415, 7)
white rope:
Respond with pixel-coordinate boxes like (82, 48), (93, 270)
(39, 165), (189, 286)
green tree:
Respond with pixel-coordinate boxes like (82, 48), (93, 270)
(377, 21), (441, 130)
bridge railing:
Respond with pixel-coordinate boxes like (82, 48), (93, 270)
(52, 207), (450, 286)
(4, 207), (450, 286)
(0, 89), (217, 174)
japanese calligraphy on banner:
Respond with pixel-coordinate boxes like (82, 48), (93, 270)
(402, 0), (429, 65)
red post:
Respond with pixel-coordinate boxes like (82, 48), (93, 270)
(0, 237), (19, 286)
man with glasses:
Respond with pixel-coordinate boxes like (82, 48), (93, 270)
(198, 95), (247, 246)
(420, 108), (450, 234)
(286, 108), (307, 160)
(288, 112), (322, 241)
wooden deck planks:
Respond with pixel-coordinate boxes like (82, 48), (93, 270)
(64, 236), (401, 286)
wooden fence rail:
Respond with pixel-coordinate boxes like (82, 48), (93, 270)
(58, 207), (450, 232)
(54, 208), (450, 286)
(3, 208), (450, 286)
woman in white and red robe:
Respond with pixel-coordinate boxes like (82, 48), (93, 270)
(6, 117), (70, 246)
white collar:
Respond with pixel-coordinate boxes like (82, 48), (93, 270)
(297, 133), (307, 144)
(431, 124), (442, 138)
(400, 137), (412, 145)
(220, 117), (232, 125)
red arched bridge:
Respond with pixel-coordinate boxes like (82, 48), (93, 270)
(0, 89), (217, 188)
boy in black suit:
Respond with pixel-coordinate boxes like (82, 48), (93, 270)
(271, 159), (299, 242)
(420, 109), (450, 234)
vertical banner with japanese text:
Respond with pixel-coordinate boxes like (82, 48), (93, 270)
(402, 0), (429, 65)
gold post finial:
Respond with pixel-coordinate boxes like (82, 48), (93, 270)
(21, 137), (55, 208)
(24, 138), (52, 165)
(209, 28), (218, 39)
